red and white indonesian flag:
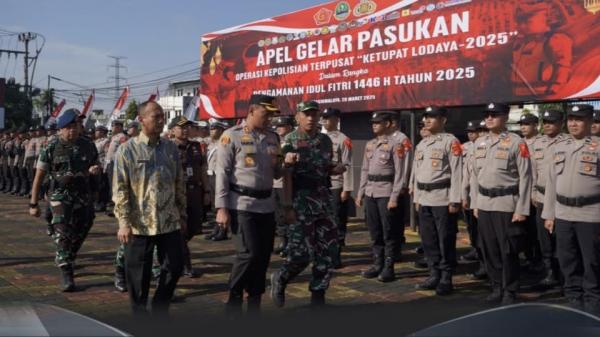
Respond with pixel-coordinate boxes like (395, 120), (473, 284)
(45, 99), (66, 127)
(148, 87), (159, 102)
(109, 87), (130, 126)
(81, 90), (95, 115)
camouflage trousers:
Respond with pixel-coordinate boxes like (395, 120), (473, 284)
(277, 215), (338, 292)
(51, 201), (94, 268)
(115, 243), (126, 269)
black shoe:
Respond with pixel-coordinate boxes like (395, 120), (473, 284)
(414, 258), (428, 269)
(183, 265), (200, 278)
(362, 255), (383, 279)
(567, 298), (584, 311)
(310, 290), (326, 307)
(60, 265), (75, 292)
(416, 275), (440, 290)
(204, 225), (219, 240)
(415, 246), (424, 255)
(501, 292), (516, 306)
(270, 272), (286, 308)
(537, 269), (559, 289)
(114, 268), (127, 292)
(472, 265), (488, 280)
(225, 293), (243, 318)
(485, 288), (503, 303)
(461, 248), (478, 262)
(378, 257), (395, 283)
(211, 227), (228, 241)
(247, 295), (262, 314)
(435, 272), (453, 296)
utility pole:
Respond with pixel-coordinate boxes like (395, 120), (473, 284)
(108, 56), (127, 99)
(18, 32), (37, 99)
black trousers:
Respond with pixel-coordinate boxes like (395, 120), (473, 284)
(478, 210), (523, 293)
(229, 210), (276, 297)
(392, 195), (407, 245)
(523, 204), (541, 263)
(365, 196), (398, 258)
(331, 188), (349, 244)
(274, 188), (287, 237)
(124, 230), (184, 314)
(418, 206), (458, 274)
(555, 219), (600, 306)
(535, 205), (559, 272)
(11, 165), (20, 192)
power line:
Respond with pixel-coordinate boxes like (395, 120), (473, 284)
(108, 55), (127, 99)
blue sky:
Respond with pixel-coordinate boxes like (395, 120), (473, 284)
(1, 0), (325, 111)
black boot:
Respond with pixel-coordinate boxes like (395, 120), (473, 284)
(270, 271), (286, 308)
(225, 292), (243, 318)
(378, 257), (395, 283)
(472, 264), (488, 280)
(414, 257), (429, 269)
(247, 295), (262, 315)
(436, 271), (453, 296)
(416, 270), (441, 290)
(46, 223), (55, 237)
(183, 263), (200, 278)
(536, 261), (559, 289)
(362, 254), (383, 279)
(212, 227), (229, 241)
(501, 291), (517, 305)
(60, 265), (75, 292)
(461, 248), (479, 262)
(310, 290), (326, 307)
(204, 225), (219, 240)
(485, 287), (502, 303)
(114, 267), (127, 292)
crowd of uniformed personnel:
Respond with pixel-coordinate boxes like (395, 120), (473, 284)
(3, 95), (598, 316)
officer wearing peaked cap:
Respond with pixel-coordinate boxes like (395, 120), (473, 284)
(542, 104), (600, 315)
(215, 94), (283, 314)
(471, 103), (533, 305)
(321, 107), (353, 269)
(356, 111), (409, 283)
(460, 119), (487, 280)
(530, 109), (566, 289)
(518, 113), (543, 271)
(411, 106), (462, 295)
(271, 115), (295, 256)
(592, 110), (600, 137)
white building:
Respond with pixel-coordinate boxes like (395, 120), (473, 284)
(157, 79), (200, 124)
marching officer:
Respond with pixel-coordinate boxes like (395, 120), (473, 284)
(321, 107), (353, 268)
(271, 115), (295, 256)
(530, 109), (566, 289)
(461, 120), (487, 279)
(542, 104), (600, 315)
(104, 120), (128, 214)
(411, 106), (462, 295)
(205, 119), (230, 241)
(93, 125), (110, 212)
(471, 103), (532, 305)
(518, 113), (543, 271)
(29, 109), (101, 291)
(170, 116), (210, 277)
(270, 100), (343, 307)
(215, 94), (282, 314)
(356, 111), (409, 283)
(0, 131), (6, 192)
(592, 110), (600, 137)
(10, 126), (25, 195)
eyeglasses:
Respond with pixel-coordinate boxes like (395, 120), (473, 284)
(483, 113), (503, 119)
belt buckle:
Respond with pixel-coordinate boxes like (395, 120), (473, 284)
(574, 197), (583, 207)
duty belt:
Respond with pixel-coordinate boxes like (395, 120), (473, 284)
(417, 179), (451, 192)
(535, 185), (546, 195)
(478, 185), (519, 198)
(229, 183), (272, 199)
(367, 174), (394, 182)
(556, 194), (600, 207)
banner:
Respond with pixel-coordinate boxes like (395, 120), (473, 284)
(184, 96), (201, 121)
(200, 0), (600, 118)
(81, 90), (95, 115)
(45, 99), (66, 128)
(148, 87), (159, 102)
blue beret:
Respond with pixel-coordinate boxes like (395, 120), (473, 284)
(56, 109), (79, 129)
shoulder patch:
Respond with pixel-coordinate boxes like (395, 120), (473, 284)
(220, 135), (231, 145)
(519, 142), (530, 158)
(401, 138), (412, 152)
(451, 140), (462, 156)
(343, 137), (352, 150)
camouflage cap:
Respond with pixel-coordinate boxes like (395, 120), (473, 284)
(296, 100), (319, 113)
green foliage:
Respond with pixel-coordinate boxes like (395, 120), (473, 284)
(124, 99), (138, 121)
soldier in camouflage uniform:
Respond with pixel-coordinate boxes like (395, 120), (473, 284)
(29, 109), (101, 292)
(271, 101), (344, 307)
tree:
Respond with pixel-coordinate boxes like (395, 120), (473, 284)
(4, 81), (32, 129)
(124, 99), (138, 121)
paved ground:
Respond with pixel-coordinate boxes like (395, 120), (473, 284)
(0, 193), (569, 336)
